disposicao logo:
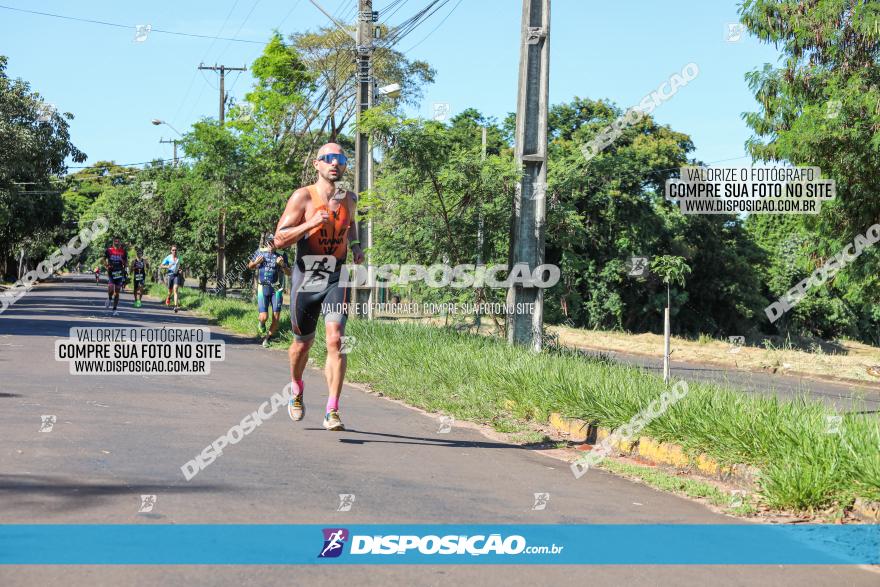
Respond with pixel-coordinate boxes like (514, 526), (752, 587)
(318, 528), (349, 558)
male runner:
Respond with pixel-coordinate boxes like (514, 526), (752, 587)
(94, 266), (101, 284)
(130, 249), (147, 308)
(248, 233), (291, 347)
(160, 245), (183, 313)
(274, 143), (364, 431)
(103, 236), (128, 316)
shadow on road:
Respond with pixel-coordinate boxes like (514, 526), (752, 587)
(320, 428), (541, 451)
(0, 474), (235, 513)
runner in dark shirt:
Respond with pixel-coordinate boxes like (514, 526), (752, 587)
(103, 236), (128, 315)
(130, 249), (147, 308)
(248, 233), (291, 347)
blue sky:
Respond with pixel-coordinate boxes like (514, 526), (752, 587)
(0, 0), (781, 170)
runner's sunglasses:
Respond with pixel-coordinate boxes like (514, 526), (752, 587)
(316, 153), (348, 166)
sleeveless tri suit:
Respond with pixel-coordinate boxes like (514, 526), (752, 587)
(289, 185), (352, 341)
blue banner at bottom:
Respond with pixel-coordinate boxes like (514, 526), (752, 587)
(1, 524), (877, 565)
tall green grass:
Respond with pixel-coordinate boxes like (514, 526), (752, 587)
(151, 284), (880, 511)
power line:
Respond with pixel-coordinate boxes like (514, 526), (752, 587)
(277, 0), (304, 30)
(66, 156), (188, 169)
(402, 0), (462, 52)
(378, 0), (451, 49)
(217, 0), (264, 62)
(378, 0), (409, 25)
(172, 0), (243, 127)
(0, 4), (265, 44)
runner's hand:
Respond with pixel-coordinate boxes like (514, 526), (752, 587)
(308, 210), (330, 228)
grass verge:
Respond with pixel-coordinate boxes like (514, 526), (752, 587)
(597, 460), (758, 517)
(150, 283), (880, 513)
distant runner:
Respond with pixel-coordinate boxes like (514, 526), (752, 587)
(93, 266), (101, 284)
(160, 245), (183, 313)
(274, 143), (364, 431)
(248, 233), (291, 348)
(130, 249), (147, 308)
(103, 236), (128, 316)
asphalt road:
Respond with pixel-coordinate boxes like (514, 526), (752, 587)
(0, 275), (876, 586)
(568, 347), (880, 413)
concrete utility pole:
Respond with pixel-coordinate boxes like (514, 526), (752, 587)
(353, 0), (376, 317)
(508, 0), (550, 351)
(198, 63), (246, 295)
(476, 126), (487, 330)
(159, 138), (180, 166)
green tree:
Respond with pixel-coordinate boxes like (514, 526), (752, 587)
(360, 106), (517, 316)
(0, 55), (86, 279)
(651, 254), (691, 314)
(740, 0), (880, 341)
(545, 97), (767, 335)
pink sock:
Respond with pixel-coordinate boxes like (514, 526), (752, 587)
(292, 379), (303, 396)
(326, 395), (339, 413)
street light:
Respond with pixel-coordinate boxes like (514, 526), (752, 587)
(151, 118), (182, 136)
(376, 83), (401, 99)
(151, 119), (182, 166)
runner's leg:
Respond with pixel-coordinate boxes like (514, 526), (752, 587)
(268, 287), (282, 338)
(257, 284), (269, 335)
(320, 276), (349, 430)
(324, 320), (345, 413)
(270, 310), (281, 337)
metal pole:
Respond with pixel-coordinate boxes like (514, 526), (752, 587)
(663, 307), (671, 383)
(508, 0), (550, 351)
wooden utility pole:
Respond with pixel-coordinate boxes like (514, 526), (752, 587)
(159, 138), (180, 166)
(198, 63), (246, 295)
(198, 63), (246, 124)
(508, 0), (550, 351)
(353, 0), (375, 317)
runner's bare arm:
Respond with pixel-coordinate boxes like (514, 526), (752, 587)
(274, 188), (325, 249)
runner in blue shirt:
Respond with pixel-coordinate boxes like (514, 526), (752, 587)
(160, 245), (183, 313)
(247, 233), (291, 347)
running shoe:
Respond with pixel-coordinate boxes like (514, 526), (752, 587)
(323, 410), (345, 431)
(261, 336), (270, 348)
(165, 296), (170, 306)
(173, 305), (179, 314)
(288, 394), (305, 421)
(112, 310), (119, 317)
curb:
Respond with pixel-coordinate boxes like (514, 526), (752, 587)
(853, 498), (880, 523)
(548, 412), (758, 486)
(547, 412), (880, 522)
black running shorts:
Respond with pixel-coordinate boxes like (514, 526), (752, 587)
(289, 264), (349, 341)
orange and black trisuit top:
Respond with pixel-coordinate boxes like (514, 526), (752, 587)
(295, 184), (350, 269)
